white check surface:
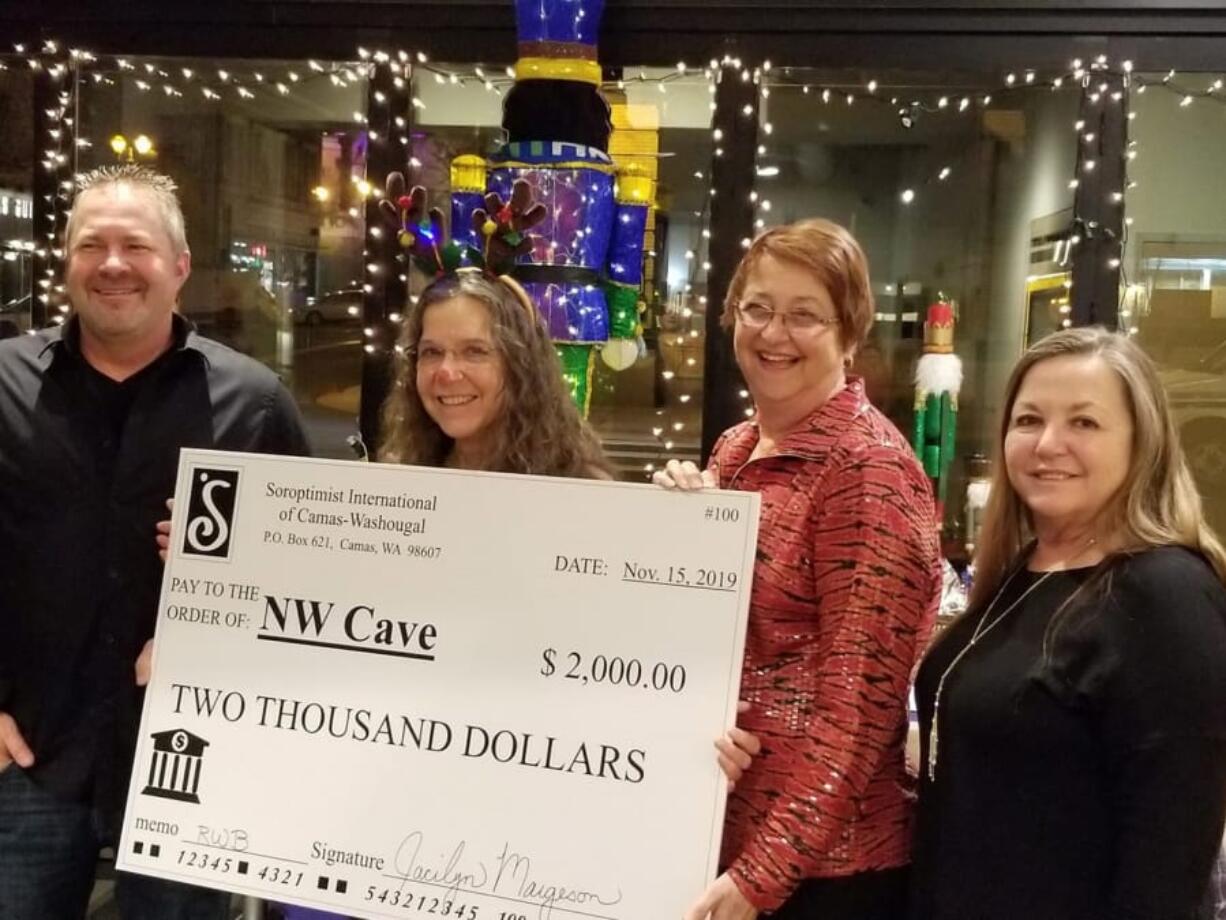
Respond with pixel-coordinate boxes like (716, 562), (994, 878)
(118, 450), (759, 919)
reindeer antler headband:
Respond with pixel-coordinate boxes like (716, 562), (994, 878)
(379, 171), (546, 282)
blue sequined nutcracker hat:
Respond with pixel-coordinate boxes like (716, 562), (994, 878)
(514, 0), (606, 85)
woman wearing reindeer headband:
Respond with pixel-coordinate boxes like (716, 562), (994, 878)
(375, 174), (610, 477)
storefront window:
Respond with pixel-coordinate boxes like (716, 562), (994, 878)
(74, 56), (369, 456)
(1126, 69), (1226, 531)
(411, 64), (713, 478)
(0, 60), (34, 337)
(753, 68), (1079, 545)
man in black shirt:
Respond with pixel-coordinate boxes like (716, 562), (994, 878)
(0, 164), (310, 918)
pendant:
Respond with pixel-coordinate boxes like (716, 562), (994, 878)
(926, 717), (939, 781)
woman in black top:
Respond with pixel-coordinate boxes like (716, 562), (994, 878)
(911, 328), (1226, 920)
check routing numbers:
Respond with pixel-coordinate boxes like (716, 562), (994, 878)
(126, 820), (564, 920)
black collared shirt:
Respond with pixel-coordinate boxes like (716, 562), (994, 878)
(0, 315), (310, 834)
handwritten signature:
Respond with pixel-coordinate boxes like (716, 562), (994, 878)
(392, 831), (623, 918)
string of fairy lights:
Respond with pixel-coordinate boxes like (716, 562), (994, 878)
(746, 55), (1170, 341)
(1, 41), (716, 470)
(639, 62), (721, 465)
(3, 39), (1224, 474)
(345, 54), (721, 470)
(20, 41), (77, 320)
(1117, 67), (1226, 333)
(1070, 59), (1132, 331)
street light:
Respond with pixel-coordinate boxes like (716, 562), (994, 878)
(109, 133), (156, 162)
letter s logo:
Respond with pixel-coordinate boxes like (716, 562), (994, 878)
(187, 479), (231, 552)
(181, 468), (241, 560)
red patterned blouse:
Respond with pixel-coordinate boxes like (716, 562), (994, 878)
(709, 377), (941, 911)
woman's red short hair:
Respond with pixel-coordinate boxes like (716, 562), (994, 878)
(722, 218), (875, 353)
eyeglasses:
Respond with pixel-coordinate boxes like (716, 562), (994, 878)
(735, 301), (840, 333)
(410, 342), (498, 367)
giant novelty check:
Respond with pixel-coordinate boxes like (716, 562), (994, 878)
(118, 449), (760, 919)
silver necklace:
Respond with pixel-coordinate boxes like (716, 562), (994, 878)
(925, 538), (1096, 781)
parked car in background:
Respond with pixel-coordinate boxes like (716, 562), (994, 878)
(0, 291), (31, 337)
(297, 288), (362, 325)
(1162, 340), (1226, 500)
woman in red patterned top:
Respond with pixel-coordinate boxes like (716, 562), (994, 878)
(658, 219), (942, 920)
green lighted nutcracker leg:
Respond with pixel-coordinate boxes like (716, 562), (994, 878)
(912, 396), (928, 461)
(556, 343), (596, 416)
(939, 391), (958, 482)
(922, 393), (942, 478)
(605, 283), (640, 339)
(936, 391), (958, 526)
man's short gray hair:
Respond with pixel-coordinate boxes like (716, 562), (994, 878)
(65, 165), (189, 255)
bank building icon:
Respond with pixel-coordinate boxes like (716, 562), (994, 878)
(142, 729), (210, 804)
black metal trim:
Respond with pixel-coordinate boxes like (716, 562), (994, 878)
(4, 3), (1226, 67)
(1070, 72), (1127, 329)
(512, 264), (603, 286)
(358, 61), (411, 452)
(701, 62), (758, 463)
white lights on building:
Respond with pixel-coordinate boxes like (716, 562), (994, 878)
(0, 192), (35, 221)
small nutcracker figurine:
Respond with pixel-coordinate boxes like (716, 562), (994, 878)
(913, 301), (963, 528)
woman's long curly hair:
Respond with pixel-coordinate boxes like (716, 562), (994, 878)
(377, 271), (613, 479)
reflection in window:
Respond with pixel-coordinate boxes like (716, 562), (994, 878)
(411, 64), (713, 479)
(1023, 208), (1074, 348)
(1127, 70), (1226, 530)
(0, 60), (34, 338)
(73, 56), (369, 456)
(754, 68), (1079, 542)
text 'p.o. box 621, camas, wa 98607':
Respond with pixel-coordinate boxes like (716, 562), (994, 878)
(118, 449), (760, 920)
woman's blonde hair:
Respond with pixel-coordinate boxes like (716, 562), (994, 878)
(972, 326), (1226, 610)
(377, 271), (613, 478)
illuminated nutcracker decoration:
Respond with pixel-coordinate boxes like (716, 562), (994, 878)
(912, 301), (963, 528)
(447, 0), (653, 413)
